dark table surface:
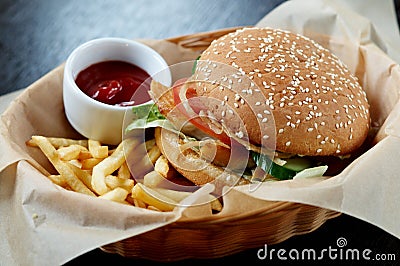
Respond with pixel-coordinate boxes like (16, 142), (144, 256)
(1, 0), (400, 265)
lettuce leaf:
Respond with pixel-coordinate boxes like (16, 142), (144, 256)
(125, 103), (175, 132)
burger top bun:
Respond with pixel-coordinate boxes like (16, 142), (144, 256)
(194, 27), (370, 156)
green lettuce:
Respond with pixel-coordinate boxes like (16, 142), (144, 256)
(125, 103), (174, 132)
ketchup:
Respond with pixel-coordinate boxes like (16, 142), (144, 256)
(75, 60), (151, 106)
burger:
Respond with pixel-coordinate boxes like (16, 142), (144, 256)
(128, 27), (370, 187)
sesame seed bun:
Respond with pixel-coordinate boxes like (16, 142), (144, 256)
(194, 27), (370, 156)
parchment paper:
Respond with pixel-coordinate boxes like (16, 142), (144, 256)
(1, 0), (400, 265)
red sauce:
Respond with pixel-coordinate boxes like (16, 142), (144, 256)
(75, 60), (151, 106)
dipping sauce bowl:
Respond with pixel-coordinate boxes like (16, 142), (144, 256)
(63, 38), (171, 145)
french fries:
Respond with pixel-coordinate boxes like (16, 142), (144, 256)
(56, 144), (86, 161)
(154, 155), (177, 179)
(117, 162), (131, 179)
(131, 183), (177, 212)
(143, 170), (164, 188)
(27, 137), (88, 149)
(88, 139), (108, 159)
(99, 187), (129, 203)
(30, 136), (95, 196)
(91, 141), (127, 195)
(27, 135), (224, 212)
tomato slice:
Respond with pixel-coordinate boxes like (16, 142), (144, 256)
(172, 78), (231, 145)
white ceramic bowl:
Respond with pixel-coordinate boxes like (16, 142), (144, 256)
(63, 38), (171, 145)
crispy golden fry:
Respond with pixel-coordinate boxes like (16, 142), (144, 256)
(57, 144), (87, 161)
(131, 183), (177, 212)
(151, 187), (191, 202)
(47, 174), (67, 187)
(145, 139), (156, 151)
(27, 136), (88, 148)
(91, 140), (127, 195)
(81, 158), (104, 170)
(147, 205), (161, 212)
(69, 164), (94, 192)
(31, 136), (95, 196)
(99, 187), (129, 203)
(152, 187), (223, 211)
(143, 170), (164, 188)
(68, 159), (82, 168)
(105, 175), (134, 191)
(209, 196), (223, 211)
(147, 144), (161, 164)
(108, 148), (116, 155)
(133, 198), (147, 208)
(78, 150), (93, 160)
(117, 162), (131, 179)
(88, 139), (109, 159)
(154, 155), (177, 179)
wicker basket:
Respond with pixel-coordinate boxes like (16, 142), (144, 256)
(100, 27), (341, 261)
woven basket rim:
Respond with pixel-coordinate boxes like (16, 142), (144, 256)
(164, 26), (247, 51)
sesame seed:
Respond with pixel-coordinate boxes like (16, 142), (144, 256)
(236, 131), (244, 138)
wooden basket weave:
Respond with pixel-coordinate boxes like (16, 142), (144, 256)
(101, 27), (341, 261)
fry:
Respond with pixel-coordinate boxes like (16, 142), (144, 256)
(47, 174), (67, 187)
(31, 136), (95, 196)
(78, 150), (93, 160)
(69, 164), (94, 192)
(68, 159), (82, 168)
(145, 139), (156, 151)
(147, 205), (161, 212)
(143, 170), (164, 188)
(133, 198), (147, 208)
(105, 175), (134, 191)
(28, 136), (88, 148)
(147, 144), (162, 164)
(117, 162), (131, 179)
(208, 196), (222, 211)
(151, 187), (191, 202)
(99, 187), (129, 203)
(152, 187), (223, 211)
(154, 155), (177, 179)
(91, 140), (126, 195)
(81, 158), (103, 170)
(88, 139), (108, 159)
(131, 183), (177, 211)
(57, 144), (86, 161)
